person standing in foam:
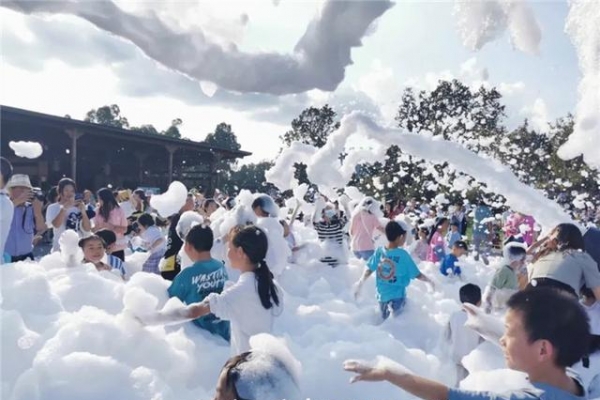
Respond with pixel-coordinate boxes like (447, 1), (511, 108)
(426, 217), (450, 264)
(483, 243), (527, 314)
(350, 196), (385, 262)
(181, 225), (283, 355)
(251, 194), (289, 277)
(0, 157), (15, 264)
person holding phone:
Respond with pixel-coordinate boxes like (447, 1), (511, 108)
(45, 178), (92, 252)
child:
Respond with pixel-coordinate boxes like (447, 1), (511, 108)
(95, 229), (126, 277)
(440, 241), (468, 278)
(280, 219), (301, 263)
(167, 224), (230, 341)
(354, 221), (434, 320)
(345, 288), (591, 400)
(483, 243), (527, 313)
(79, 235), (124, 278)
(447, 221), (462, 248)
(445, 284), (482, 385)
(137, 213), (166, 274)
(426, 217), (450, 263)
(411, 226), (430, 262)
(142, 226), (283, 356)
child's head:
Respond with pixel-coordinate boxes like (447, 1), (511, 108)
(418, 226), (429, 240)
(184, 224), (214, 259)
(452, 240), (468, 257)
(501, 288), (590, 373)
(450, 221), (459, 232)
(95, 229), (117, 254)
(78, 235), (106, 263)
(251, 195), (276, 218)
(459, 283), (481, 306)
(136, 213), (155, 231)
(581, 286), (597, 306)
(503, 242), (527, 268)
(385, 221), (407, 246)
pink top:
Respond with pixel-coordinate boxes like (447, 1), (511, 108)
(426, 231), (445, 262)
(93, 207), (128, 251)
(350, 211), (381, 252)
(504, 213), (536, 246)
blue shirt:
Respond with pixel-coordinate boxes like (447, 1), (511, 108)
(108, 255), (125, 276)
(473, 206), (492, 236)
(448, 378), (586, 400)
(167, 258), (230, 341)
(367, 247), (421, 303)
(5, 205), (35, 257)
(447, 231), (462, 248)
(440, 253), (461, 276)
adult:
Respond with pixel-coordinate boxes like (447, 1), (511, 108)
(160, 194), (195, 280)
(527, 223), (600, 299)
(5, 175), (47, 262)
(126, 189), (151, 235)
(472, 198), (493, 265)
(117, 189), (134, 218)
(0, 157), (14, 263)
(349, 197), (385, 261)
(426, 217), (449, 264)
(504, 211), (537, 246)
(92, 188), (128, 261)
(201, 198), (220, 221)
(45, 178), (92, 252)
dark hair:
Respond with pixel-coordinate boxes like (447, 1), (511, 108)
(580, 286), (595, 300)
(555, 223), (585, 252)
(133, 189), (149, 211)
(57, 178), (76, 196)
(251, 197), (269, 216)
(231, 225), (279, 310)
(450, 221), (460, 228)
(47, 186), (58, 204)
(95, 229), (117, 247)
(453, 240), (468, 251)
(78, 235), (106, 249)
(507, 288), (590, 367)
(203, 198), (219, 212)
(459, 283), (481, 305)
(0, 157), (13, 185)
(505, 244), (527, 261)
(185, 224), (214, 252)
(97, 187), (120, 221)
(137, 213), (155, 228)
(224, 197), (235, 210)
(385, 221), (407, 242)
(428, 217), (449, 244)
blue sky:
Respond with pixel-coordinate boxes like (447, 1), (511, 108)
(0, 1), (580, 163)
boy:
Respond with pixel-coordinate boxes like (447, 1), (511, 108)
(440, 241), (468, 278)
(95, 229), (126, 278)
(483, 243), (527, 313)
(447, 221), (462, 248)
(167, 224), (230, 341)
(345, 288), (590, 400)
(354, 221), (434, 320)
(445, 284), (483, 385)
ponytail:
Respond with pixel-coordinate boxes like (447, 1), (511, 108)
(428, 217), (448, 244)
(255, 260), (280, 310)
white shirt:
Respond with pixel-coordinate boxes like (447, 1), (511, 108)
(447, 310), (481, 364)
(141, 226), (166, 255)
(207, 271), (283, 356)
(45, 203), (86, 252)
(255, 217), (290, 276)
(582, 301), (600, 335)
(0, 189), (14, 262)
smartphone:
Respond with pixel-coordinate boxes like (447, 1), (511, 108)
(75, 193), (84, 201)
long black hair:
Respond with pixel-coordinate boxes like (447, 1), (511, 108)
(555, 223), (585, 252)
(97, 187), (120, 222)
(231, 225), (280, 310)
(428, 217), (448, 244)
(133, 189), (149, 212)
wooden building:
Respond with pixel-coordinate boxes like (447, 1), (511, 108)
(0, 105), (251, 193)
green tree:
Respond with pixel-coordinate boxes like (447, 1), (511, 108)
(204, 123), (242, 192)
(131, 124), (159, 135)
(280, 105), (340, 186)
(85, 104), (129, 128)
(163, 118), (182, 139)
(229, 162), (276, 193)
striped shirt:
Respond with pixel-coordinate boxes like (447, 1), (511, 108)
(314, 216), (347, 266)
(108, 254), (126, 276)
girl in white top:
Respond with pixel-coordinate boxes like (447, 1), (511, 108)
(185, 225), (283, 355)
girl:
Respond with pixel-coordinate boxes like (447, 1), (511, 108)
(137, 213), (166, 274)
(411, 226), (430, 262)
(93, 187), (128, 261)
(349, 197), (385, 262)
(79, 235), (125, 278)
(426, 217), (449, 263)
(251, 194), (289, 276)
(139, 226), (283, 356)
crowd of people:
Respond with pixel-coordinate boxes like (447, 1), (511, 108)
(1, 154), (599, 400)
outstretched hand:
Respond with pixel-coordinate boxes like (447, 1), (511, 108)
(343, 360), (388, 383)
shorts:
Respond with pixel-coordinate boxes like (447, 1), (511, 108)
(354, 250), (375, 261)
(379, 297), (406, 320)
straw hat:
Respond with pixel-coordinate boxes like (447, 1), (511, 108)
(118, 189), (131, 201)
(7, 174), (33, 190)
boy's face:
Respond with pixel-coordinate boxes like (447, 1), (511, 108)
(83, 240), (105, 263)
(500, 309), (552, 373)
(454, 247), (466, 257)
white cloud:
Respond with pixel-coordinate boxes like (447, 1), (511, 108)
(2, 0), (393, 95)
(356, 60), (399, 121)
(521, 98), (550, 133)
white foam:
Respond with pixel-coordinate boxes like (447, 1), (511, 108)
(149, 181), (188, 218)
(8, 141), (43, 159)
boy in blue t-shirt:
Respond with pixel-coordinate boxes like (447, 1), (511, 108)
(167, 224), (230, 341)
(440, 240), (468, 278)
(354, 221), (434, 320)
